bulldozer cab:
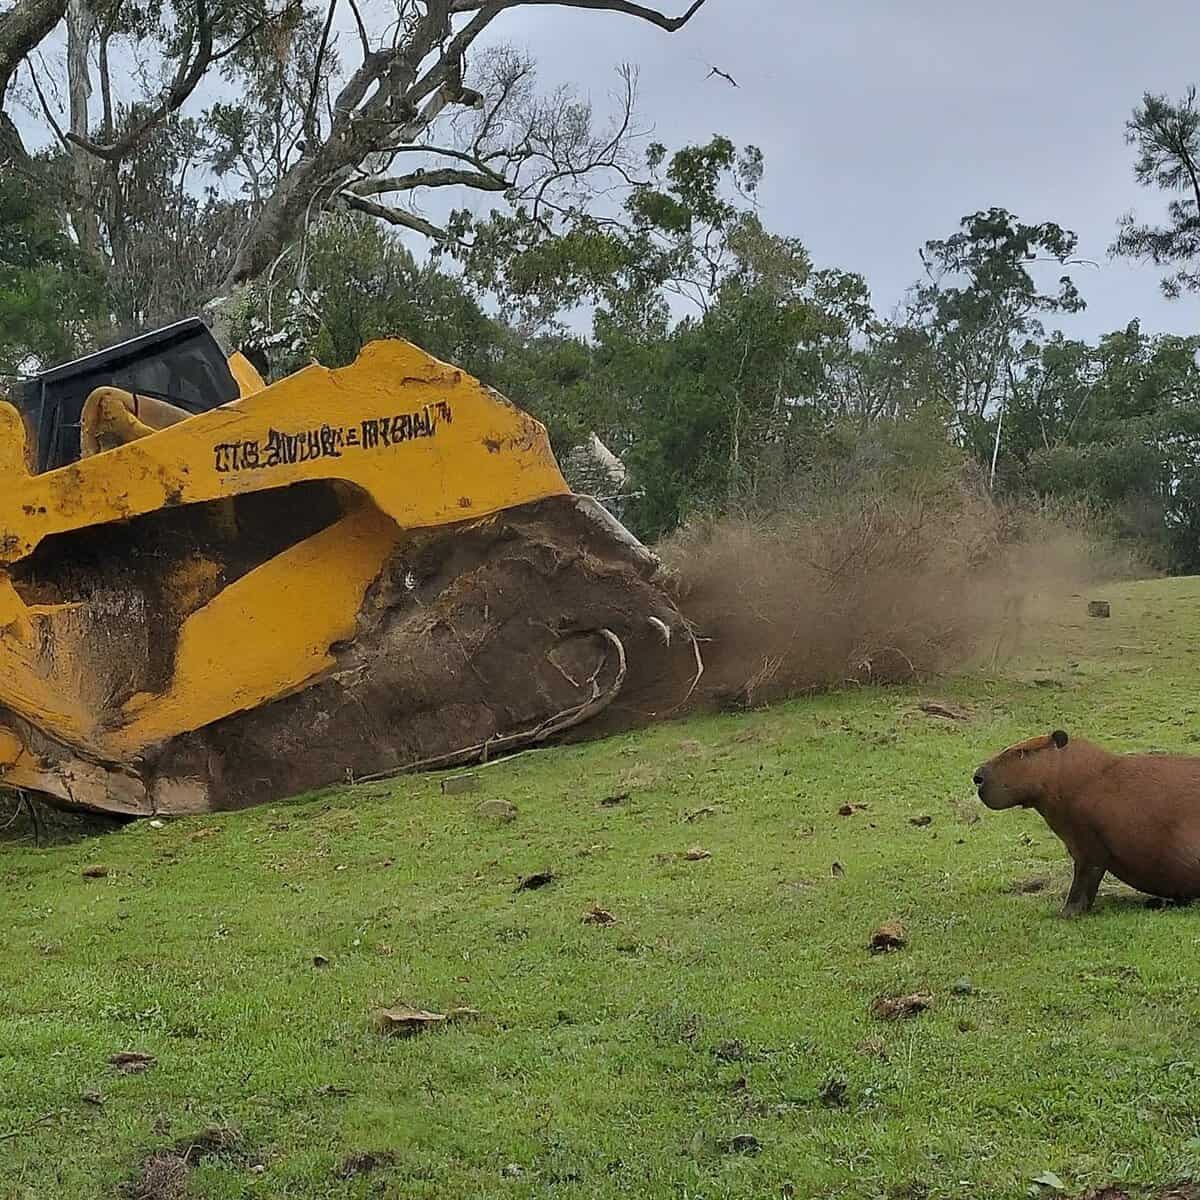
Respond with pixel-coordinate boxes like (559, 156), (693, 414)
(14, 318), (240, 473)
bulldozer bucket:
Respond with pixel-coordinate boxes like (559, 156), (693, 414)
(0, 324), (695, 815)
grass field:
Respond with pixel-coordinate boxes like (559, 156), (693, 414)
(4, 576), (1200, 1199)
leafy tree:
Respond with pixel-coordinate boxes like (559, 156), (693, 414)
(1113, 87), (1200, 298)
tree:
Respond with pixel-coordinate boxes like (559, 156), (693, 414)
(0, 0), (712, 315)
(1113, 87), (1200, 298)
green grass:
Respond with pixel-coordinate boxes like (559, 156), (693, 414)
(5, 577), (1200, 1199)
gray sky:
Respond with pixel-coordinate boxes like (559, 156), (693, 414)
(488, 0), (1199, 341)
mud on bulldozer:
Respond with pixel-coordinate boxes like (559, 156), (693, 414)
(0, 320), (697, 816)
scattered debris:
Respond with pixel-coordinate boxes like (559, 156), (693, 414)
(582, 904), (617, 925)
(109, 1051), (156, 1074)
(831, 861), (845, 877)
(819, 1077), (848, 1107)
(600, 792), (629, 807)
(683, 847), (711, 861)
(870, 993), (932, 1021)
(441, 774), (480, 796)
(951, 977), (975, 996)
(868, 920), (908, 954)
(909, 815), (933, 827)
(918, 700), (971, 721)
(123, 1127), (247, 1200)
(515, 870), (555, 892)
(714, 1039), (746, 1062)
(725, 1133), (761, 1155)
(373, 1006), (447, 1037)
(81, 865), (110, 878)
(477, 799), (517, 823)
(334, 1151), (396, 1181)
(856, 1037), (888, 1059)
(1087, 601), (1111, 619)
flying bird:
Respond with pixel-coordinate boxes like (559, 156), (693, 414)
(707, 66), (738, 88)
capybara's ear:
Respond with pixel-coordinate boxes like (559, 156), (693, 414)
(1051, 729), (1069, 749)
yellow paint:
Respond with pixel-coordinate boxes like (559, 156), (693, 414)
(0, 338), (572, 802)
(228, 351), (266, 397)
(112, 501), (400, 753)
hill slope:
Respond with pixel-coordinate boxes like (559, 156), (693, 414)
(3, 577), (1199, 1199)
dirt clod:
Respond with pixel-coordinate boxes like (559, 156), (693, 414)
(583, 904), (617, 925)
(831, 861), (846, 877)
(109, 1051), (156, 1073)
(909, 815), (933, 827)
(312, 954), (331, 968)
(683, 846), (711, 861)
(335, 1151), (396, 1180)
(838, 803), (866, 817)
(819, 1077), (849, 1107)
(81, 1090), (104, 1106)
(1013, 876), (1050, 894)
(871, 993), (933, 1020)
(714, 1039), (746, 1062)
(81, 864), (109, 878)
(951, 977), (975, 995)
(515, 870), (555, 892)
(600, 792), (629, 807)
(868, 920), (908, 954)
(684, 806), (717, 822)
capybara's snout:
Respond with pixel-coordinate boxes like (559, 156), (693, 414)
(972, 764), (988, 790)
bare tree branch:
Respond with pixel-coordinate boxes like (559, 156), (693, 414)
(339, 190), (454, 240)
(66, 0), (213, 162)
(350, 166), (509, 194)
(447, 0), (710, 31)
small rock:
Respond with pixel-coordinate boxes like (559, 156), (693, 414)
(909, 815), (932, 827)
(683, 847), (711, 861)
(477, 799), (517, 823)
(373, 1006), (447, 1037)
(868, 920), (908, 954)
(582, 904), (617, 925)
(441, 774), (480, 795)
(312, 955), (331, 968)
(502, 1163), (524, 1179)
(599, 792), (629, 807)
(81, 1090), (104, 1106)
(148, 819), (165, 829)
(951, 977), (975, 995)
(1087, 600), (1111, 618)
(81, 865), (109, 879)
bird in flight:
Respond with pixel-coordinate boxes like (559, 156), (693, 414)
(707, 66), (738, 88)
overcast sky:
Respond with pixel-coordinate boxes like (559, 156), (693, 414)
(482, 0), (1199, 341)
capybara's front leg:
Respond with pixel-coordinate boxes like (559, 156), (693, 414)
(1061, 860), (1106, 917)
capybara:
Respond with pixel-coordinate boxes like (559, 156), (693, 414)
(973, 730), (1200, 915)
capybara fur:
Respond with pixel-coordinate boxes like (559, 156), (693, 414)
(974, 730), (1200, 916)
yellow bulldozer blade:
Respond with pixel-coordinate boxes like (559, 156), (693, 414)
(0, 322), (694, 816)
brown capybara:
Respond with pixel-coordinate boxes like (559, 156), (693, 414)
(973, 730), (1200, 916)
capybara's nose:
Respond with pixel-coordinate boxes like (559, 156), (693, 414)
(973, 767), (987, 788)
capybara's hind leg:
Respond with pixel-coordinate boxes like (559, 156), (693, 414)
(1061, 860), (1105, 917)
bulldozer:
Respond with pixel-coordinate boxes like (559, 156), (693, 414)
(0, 320), (696, 817)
